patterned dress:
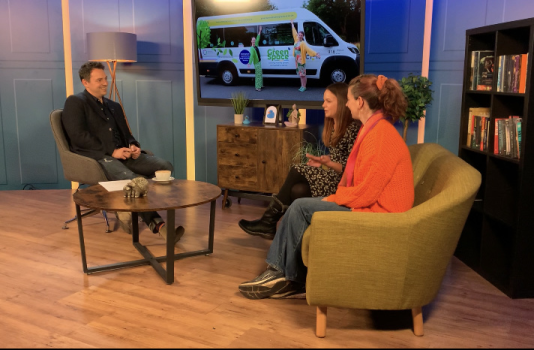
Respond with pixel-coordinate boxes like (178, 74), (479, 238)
(294, 42), (306, 76)
(294, 120), (360, 197)
(254, 61), (263, 89)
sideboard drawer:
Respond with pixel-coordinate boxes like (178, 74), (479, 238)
(217, 126), (258, 144)
(217, 143), (257, 167)
(218, 165), (257, 190)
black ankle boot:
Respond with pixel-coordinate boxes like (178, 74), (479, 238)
(238, 195), (288, 239)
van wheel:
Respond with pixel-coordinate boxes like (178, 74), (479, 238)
(327, 67), (348, 83)
(219, 65), (237, 86)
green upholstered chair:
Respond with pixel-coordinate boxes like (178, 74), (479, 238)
(301, 142), (481, 337)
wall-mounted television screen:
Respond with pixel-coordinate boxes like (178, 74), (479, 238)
(193, 0), (364, 108)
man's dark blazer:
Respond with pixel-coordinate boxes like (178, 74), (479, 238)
(62, 90), (139, 161)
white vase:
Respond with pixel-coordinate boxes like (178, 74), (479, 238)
(234, 114), (244, 124)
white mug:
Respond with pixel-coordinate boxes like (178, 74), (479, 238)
(155, 170), (171, 181)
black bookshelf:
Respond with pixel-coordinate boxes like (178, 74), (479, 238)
(456, 18), (534, 299)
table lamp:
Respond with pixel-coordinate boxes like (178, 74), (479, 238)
(86, 32), (137, 132)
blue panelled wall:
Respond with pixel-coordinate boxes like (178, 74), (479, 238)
(364, 0), (534, 153)
(0, 0), (186, 190)
(2, 1), (534, 190)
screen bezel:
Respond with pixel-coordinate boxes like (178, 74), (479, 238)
(192, 0), (365, 109)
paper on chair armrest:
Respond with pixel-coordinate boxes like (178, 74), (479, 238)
(99, 180), (131, 192)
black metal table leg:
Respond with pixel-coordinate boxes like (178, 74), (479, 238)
(208, 200), (215, 253)
(166, 209), (175, 284)
(76, 204), (89, 273)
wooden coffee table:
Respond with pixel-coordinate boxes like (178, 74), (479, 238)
(73, 179), (221, 284)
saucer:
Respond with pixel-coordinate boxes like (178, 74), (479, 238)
(152, 176), (174, 184)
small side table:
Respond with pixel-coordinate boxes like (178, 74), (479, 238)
(73, 179), (221, 284)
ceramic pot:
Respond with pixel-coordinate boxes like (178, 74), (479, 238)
(234, 114), (244, 124)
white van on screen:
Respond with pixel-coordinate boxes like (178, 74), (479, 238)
(196, 8), (360, 86)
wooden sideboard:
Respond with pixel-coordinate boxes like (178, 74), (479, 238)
(217, 123), (318, 208)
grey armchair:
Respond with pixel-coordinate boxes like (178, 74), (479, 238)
(49, 109), (111, 232)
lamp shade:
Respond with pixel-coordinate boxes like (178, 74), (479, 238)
(86, 32), (137, 62)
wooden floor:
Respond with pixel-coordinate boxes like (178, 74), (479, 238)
(1, 189), (533, 348)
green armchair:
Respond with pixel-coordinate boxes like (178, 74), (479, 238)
(301, 142), (481, 337)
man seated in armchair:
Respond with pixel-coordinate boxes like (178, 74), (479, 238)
(61, 61), (184, 245)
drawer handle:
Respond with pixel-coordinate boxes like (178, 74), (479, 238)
(235, 153), (239, 157)
(234, 134), (240, 138)
(235, 176), (239, 179)
(262, 160), (266, 164)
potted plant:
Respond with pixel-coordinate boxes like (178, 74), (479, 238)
(399, 73), (434, 141)
(230, 91), (249, 124)
(290, 132), (327, 168)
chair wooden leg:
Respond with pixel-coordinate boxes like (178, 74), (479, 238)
(316, 306), (327, 338)
(412, 307), (424, 336)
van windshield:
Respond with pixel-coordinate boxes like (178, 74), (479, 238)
(304, 22), (338, 47)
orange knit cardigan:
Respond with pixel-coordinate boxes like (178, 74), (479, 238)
(325, 118), (414, 213)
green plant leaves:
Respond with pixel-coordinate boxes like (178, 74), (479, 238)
(399, 73), (434, 123)
(290, 132), (327, 167)
(231, 92), (249, 114)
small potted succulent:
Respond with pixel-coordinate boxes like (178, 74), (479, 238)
(230, 91), (249, 124)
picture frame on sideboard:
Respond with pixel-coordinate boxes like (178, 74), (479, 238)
(263, 104), (280, 125)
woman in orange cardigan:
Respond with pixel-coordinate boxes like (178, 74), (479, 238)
(239, 74), (414, 299)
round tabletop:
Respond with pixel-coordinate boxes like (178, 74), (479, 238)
(73, 179), (222, 212)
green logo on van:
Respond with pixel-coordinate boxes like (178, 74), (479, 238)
(267, 49), (289, 61)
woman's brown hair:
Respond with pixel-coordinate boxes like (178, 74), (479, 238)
(348, 74), (408, 123)
(322, 82), (354, 147)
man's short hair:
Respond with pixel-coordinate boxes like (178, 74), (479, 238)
(79, 62), (105, 82)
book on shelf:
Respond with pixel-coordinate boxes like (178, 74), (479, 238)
(516, 119), (522, 158)
(496, 55), (504, 92)
(519, 53), (528, 93)
(497, 119), (505, 155)
(470, 50), (494, 90)
(513, 116), (522, 159)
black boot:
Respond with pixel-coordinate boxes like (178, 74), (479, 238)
(238, 195), (288, 239)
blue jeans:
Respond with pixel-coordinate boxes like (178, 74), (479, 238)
(98, 153), (174, 226)
(266, 197), (351, 283)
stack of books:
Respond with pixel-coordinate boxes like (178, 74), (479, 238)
(470, 50), (494, 90)
(496, 53), (528, 93)
(494, 116), (522, 159)
(466, 107), (491, 150)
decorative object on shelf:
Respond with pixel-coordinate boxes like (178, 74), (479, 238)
(242, 115), (251, 125)
(230, 91), (249, 124)
(87, 32), (137, 133)
(291, 131), (327, 167)
(263, 104), (280, 125)
(285, 104), (301, 127)
(123, 177), (149, 198)
(399, 73), (433, 141)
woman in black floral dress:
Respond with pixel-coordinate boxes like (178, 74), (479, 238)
(239, 83), (361, 239)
